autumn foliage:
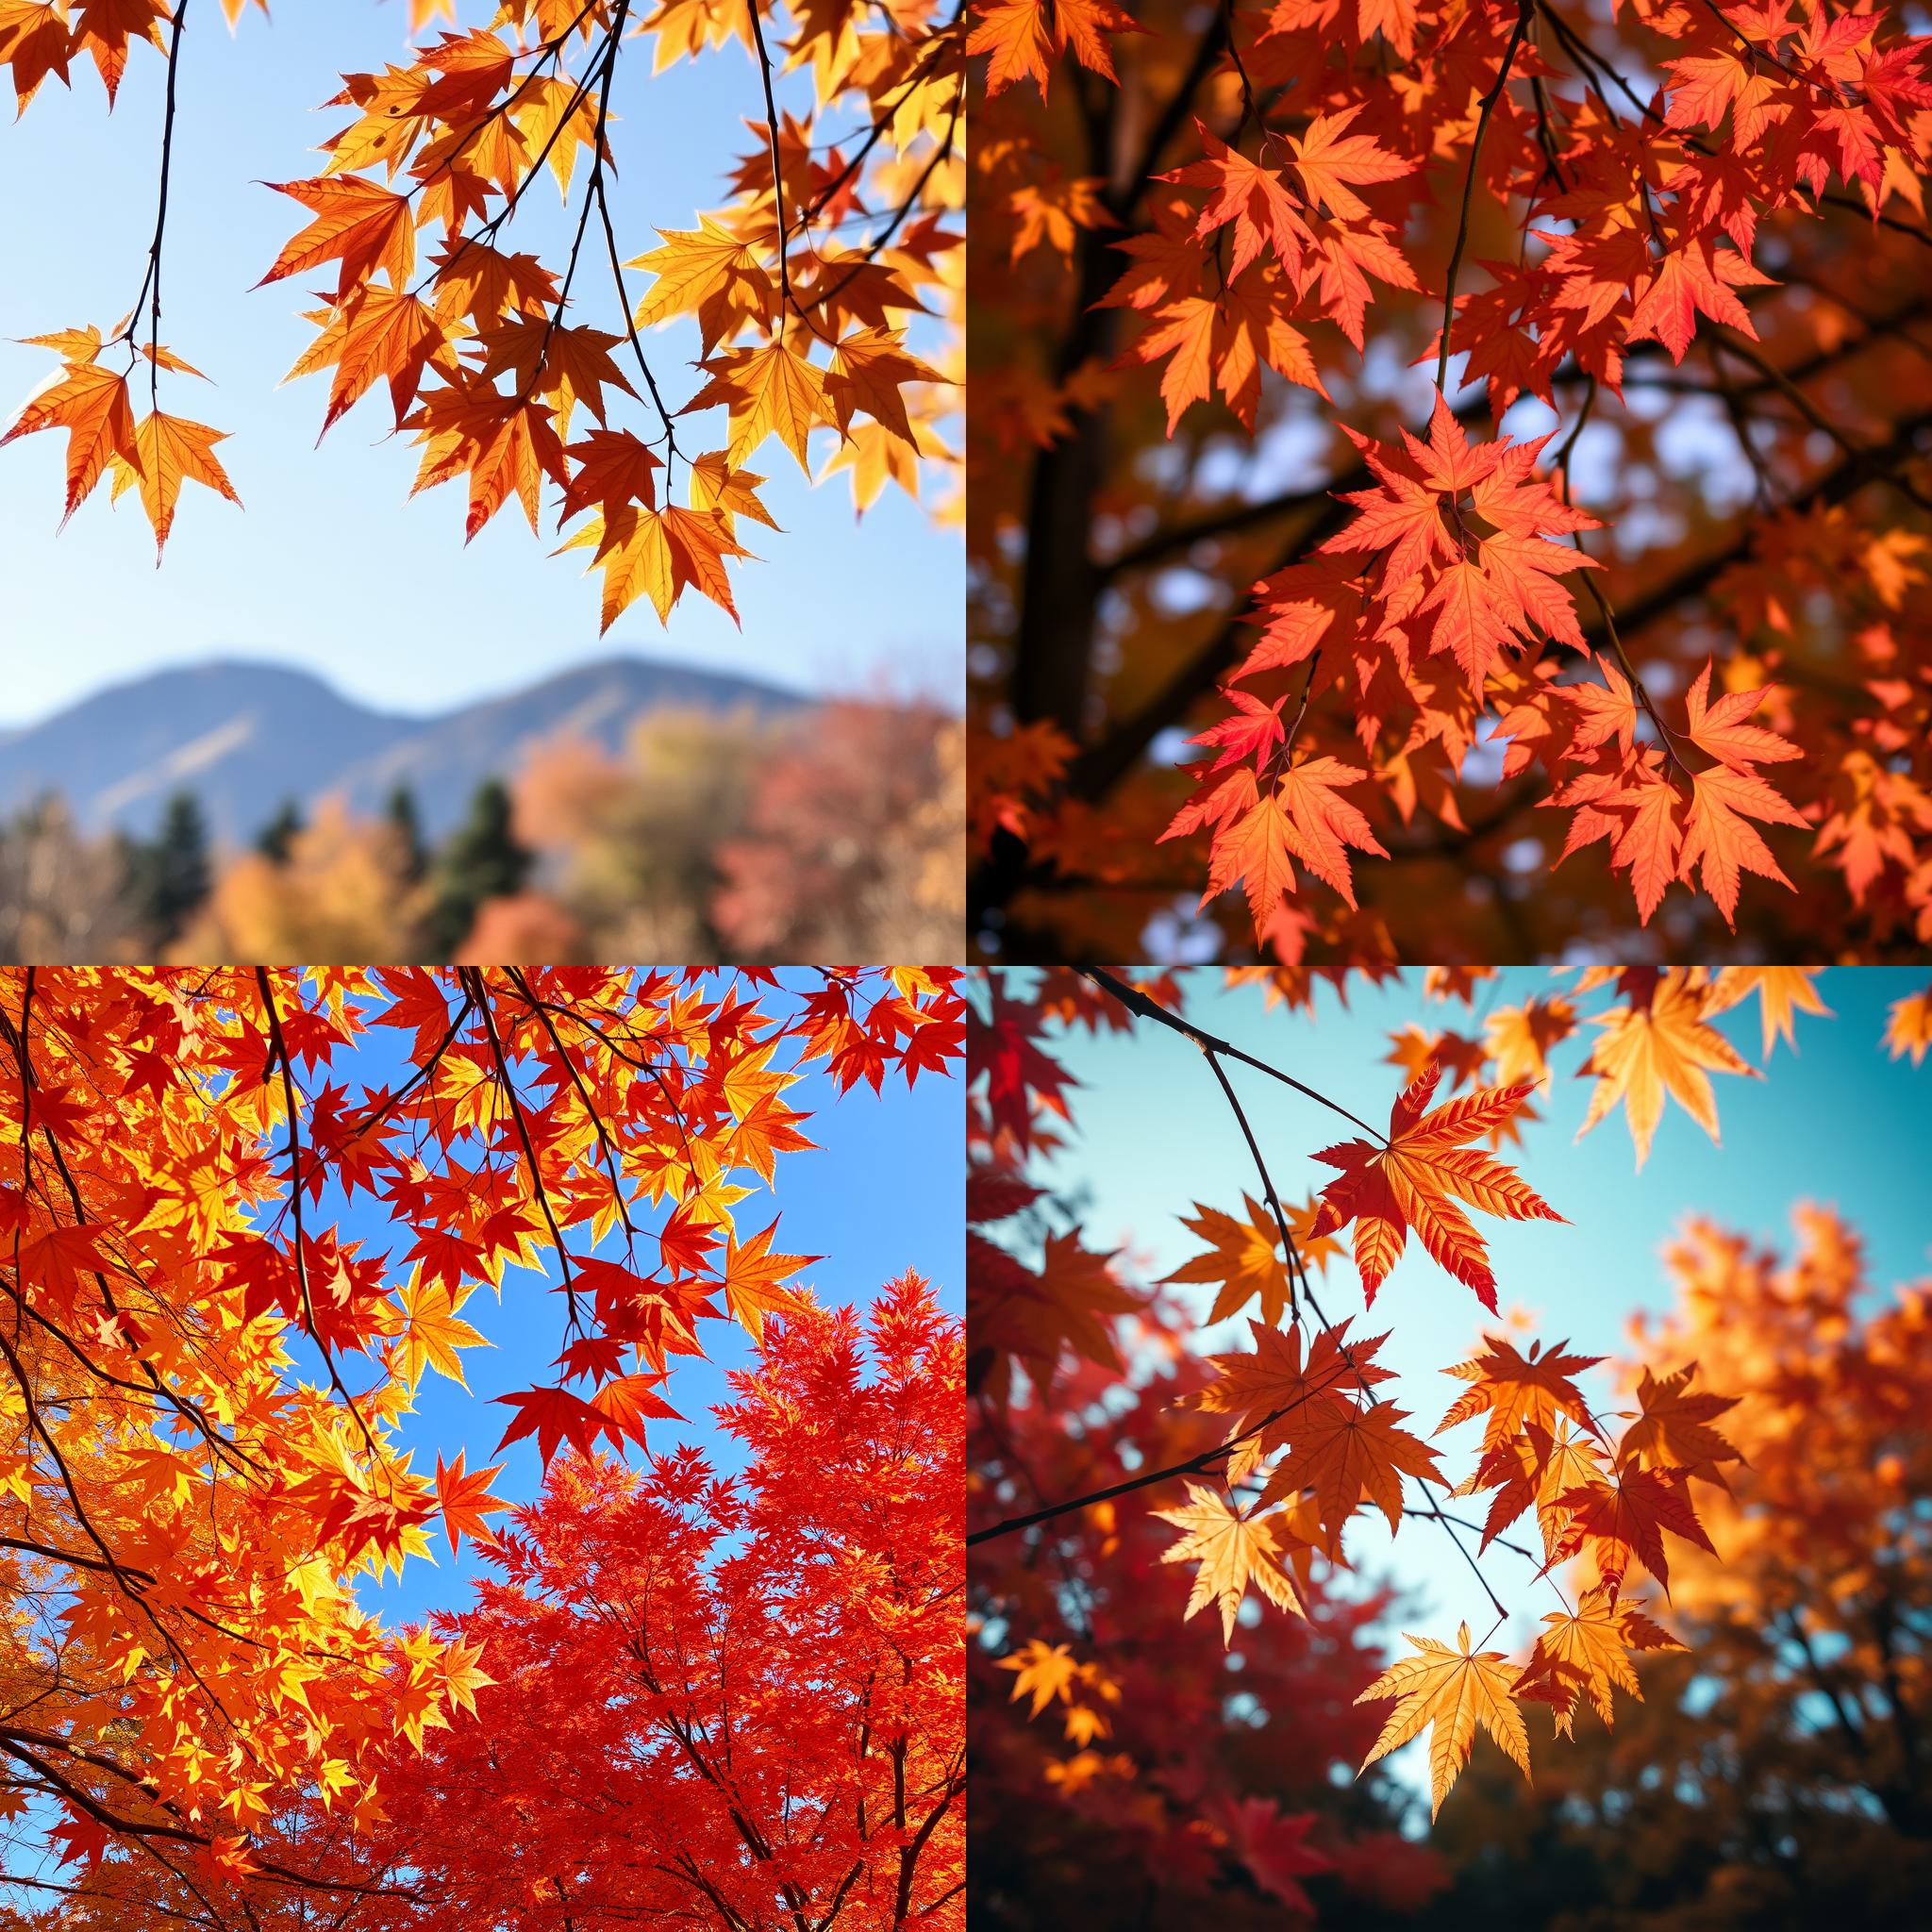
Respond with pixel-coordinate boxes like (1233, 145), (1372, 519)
(23, 1274), (965, 1929)
(2, 0), (960, 627)
(1412, 1203), (1932, 1927)
(969, 963), (1929, 1908)
(968, 0), (1932, 961)
(0, 964), (962, 1919)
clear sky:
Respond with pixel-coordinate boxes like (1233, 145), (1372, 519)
(1024, 968), (1929, 1784)
(0, 4), (961, 725)
(276, 973), (963, 1630)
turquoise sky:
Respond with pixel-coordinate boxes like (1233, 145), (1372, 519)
(0, 3), (961, 724)
(274, 974), (963, 1630)
(1022, 968), (1929, 1779)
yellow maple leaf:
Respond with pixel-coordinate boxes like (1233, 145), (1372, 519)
(1153, 1482), (1306, 1645)
(393, 1275), (491, 1392)
(1575, 972), (1759, 1167)
(1356, 1620), (1531, 1818)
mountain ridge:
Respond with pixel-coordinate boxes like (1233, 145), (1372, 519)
(0, 656), (808, 843)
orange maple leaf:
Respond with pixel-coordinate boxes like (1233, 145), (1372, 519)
(1306, 1059), (1563, 1308)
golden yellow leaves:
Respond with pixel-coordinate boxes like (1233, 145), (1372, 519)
(627, 217), (949, 516)
(1517, 1585), (1684, 1739)
(1575, 973), (1759, 1168)
(997, 1637), (1124, 1744)
(558, 497), (755, 631)
(1886, 982), (1932, 1064)
(390, 1276), (491, 1394)
(109, 408), (242, 554)
(1153, 1483), (1306, 1644)
(631, 221), (774, 351)
(1357, 1623), (1531, 1821)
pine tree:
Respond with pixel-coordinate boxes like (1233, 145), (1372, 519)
(385, 781), (427, 883)
(432, 776), (532, 955)
(129, 791), (211, 944)
(256, 797), (305, 865)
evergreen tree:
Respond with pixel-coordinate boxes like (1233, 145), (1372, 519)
(118, 791), (211, 945)
(256, 797), (305, 865)
(431, 777), (531, 955)
(144, 791), (211, 942)
(385, 781), (427, 882)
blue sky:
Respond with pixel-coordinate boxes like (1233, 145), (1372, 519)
(1024, 968), (1929, 1757)
(274, 973), (962, 1630)
(0, 3), (961, 725)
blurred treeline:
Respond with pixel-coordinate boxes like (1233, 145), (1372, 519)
(0, 702), (962, 964)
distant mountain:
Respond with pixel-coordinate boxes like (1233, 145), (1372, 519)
(0, 657), (807, 843)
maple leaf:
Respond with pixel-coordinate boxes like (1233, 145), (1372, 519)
(721, 1217), (818, 1340)
(471, 318), (638, 438)
(559, 426), (663, 520)
(969, 0), (1140, 97)
(1160, 1193), (1292, 1325)
(1258, 1395), (1443, 1543)
(392, 1276), (491, 1391)
(588, 1371), (682, 1452)
(2, 356), (140, 521)
(1153, 1482), (1306, 1644)
(1626, 236), (1770, 362)
(1483, 995), (1576, 1088)
(1167, 754), (1384, 937)
(1357, 1621), (1532, 1819)
(1306, 1060), (1563, 1308)
(1554, 1461), (1717, 1591)
(1703, 965), (1829, 1058)
(1436, 1334), (1604, 1452)
(108, 409), (242, 558)
(1555, 755), (1684, 926)
(1617, 1360), (1741, 1479)
(73, 0), (168, 107)
(1166, 124), (1312, 278)
(1884, 984), (1932, 1066)
(559, 500), (752, 632)
(1575, 973), (1759, 1167)
(628, 219), (774, 352)
(402, 380), (563, 540)
(686, 336), (828, 473)
(492, 1383), (615, 1465)
(285, 285), (452, 436)
(1516, 1582), (1684, 1738)
(1285, 107), (1414, 222)
(1188, 1316), (1392, 1456)
(823, 326), (942, 444)
(687, 448), (779, 534)
(1194, 779), (1298, 933)
(0, 2), (76, 111)
(433, 1448), (505, 1557)
(995, 1637), (1080, 1715)
(1674, 665), (1807, 924)
(1323, 396), (1600, 682)
(259, 176), (418, 297)
(1274, 757), (1389, 908)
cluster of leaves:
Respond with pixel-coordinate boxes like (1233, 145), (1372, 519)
(20, 1274), (965, 1929)
(3, 0), (960, 627)
(968, 0), (1932, 962)
(970, 964), (1926, 1852)
(1404, 1205), (1932, 1929)
(970, 1295), (1450, 1924)
(0, 963), (960, 1903)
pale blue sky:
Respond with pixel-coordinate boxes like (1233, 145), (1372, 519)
(0, 3), (961, 725)
(1025, 968), (1929, 1765)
